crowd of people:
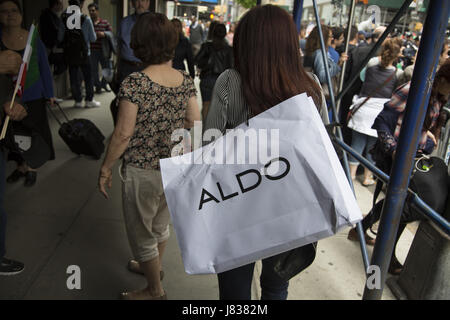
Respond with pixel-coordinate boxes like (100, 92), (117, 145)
(300, 18), (449, 275)
(0, 0), (449, 301)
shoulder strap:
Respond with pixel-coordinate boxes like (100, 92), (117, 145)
(347, 69), (397, 123)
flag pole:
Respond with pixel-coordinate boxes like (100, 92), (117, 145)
(0, 87), (20, 140)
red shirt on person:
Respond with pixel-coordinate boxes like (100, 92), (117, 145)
(91, 18), (112, 51)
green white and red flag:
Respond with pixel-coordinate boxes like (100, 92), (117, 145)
(14, 24), (39, 98)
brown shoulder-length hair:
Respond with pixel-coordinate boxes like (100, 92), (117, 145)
(234, 5), (322, 116)
(305, 25), (331, 57)
(380, 38), (400, 68)
(171, 18), (183, 36)
(131, 13), (178, 66)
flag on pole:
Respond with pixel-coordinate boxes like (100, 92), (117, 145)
(14, 24), (39, 98)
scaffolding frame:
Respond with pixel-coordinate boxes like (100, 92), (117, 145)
(292, 0), (450, 300)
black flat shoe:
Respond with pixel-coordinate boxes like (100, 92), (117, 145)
(24, 171), (37, 187)
(7, 169), (25, 183)
(0, 258), (25, 276)
(388, 257), (403, 275)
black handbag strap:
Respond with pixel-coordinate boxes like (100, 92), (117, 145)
(348, 69), (397, 123)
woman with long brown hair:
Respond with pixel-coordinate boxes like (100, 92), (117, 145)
(203, 5), (326, 300)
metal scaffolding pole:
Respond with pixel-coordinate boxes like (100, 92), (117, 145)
(336, 0), (413, 103)
(336, 0), (356, 115)
(311, 0), (370, 272)
(363, 0), (450, 300)
(293, 0), (305, 33)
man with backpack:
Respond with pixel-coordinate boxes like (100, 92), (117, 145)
(62, 0), (100, 108)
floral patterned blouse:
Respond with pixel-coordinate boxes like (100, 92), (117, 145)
(117, 71), (197, 170)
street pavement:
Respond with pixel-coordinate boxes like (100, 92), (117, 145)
(0, 83), (416, 300)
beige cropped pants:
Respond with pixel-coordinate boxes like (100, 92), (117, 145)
(121, 164), (170, 263)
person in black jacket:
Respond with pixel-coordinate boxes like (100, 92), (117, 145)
(195, 23), (233, 121)
(171, 18), (195, 79)
(39, 0), (64, 53)
(39, 0), (65, 75)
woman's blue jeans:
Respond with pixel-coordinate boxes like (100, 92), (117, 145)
(349, 130), (377, 165)
(217, 254), (289, 300)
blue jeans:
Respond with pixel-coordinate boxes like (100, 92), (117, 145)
(90, 50), (112, 90)
(349, 130), (377, 165)
(69, 60), (94, 103)
(0, 150), (7, 259)
(217, 255), (289, 300)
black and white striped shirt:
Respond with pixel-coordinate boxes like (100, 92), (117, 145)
(203, 69), (328, 136)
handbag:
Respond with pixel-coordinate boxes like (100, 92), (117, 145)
(370, 155), (448, 234)
(346, 70), (397, 124)
(405, 156), (449, 222)
(12, 126), (51, 169)
(273, 242), (317, 282)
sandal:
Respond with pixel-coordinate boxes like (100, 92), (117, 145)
(362, 178), (376, 186)
(127, 260), (164, 280)
(347, 228), (376, 246)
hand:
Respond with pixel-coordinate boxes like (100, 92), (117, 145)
(426, 130), (437, 147)
(49, 98), (56, 107)
(96, 31), (105, 38)
(4, 101), (27, 121)
(98, 166), (113, 199)
(339, 53), (348, 66)
(0, 50), (22, 75)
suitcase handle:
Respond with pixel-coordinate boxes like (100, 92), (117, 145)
(46, 101), (71, 125)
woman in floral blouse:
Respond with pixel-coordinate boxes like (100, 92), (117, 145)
(98, 12), (200, 300)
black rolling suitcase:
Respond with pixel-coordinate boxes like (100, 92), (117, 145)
(47, 102), (105, 159)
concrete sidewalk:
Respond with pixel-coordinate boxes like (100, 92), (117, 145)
(0, 89), (415, 300)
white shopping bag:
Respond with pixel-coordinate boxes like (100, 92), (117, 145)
(160, 93), (362, 275)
